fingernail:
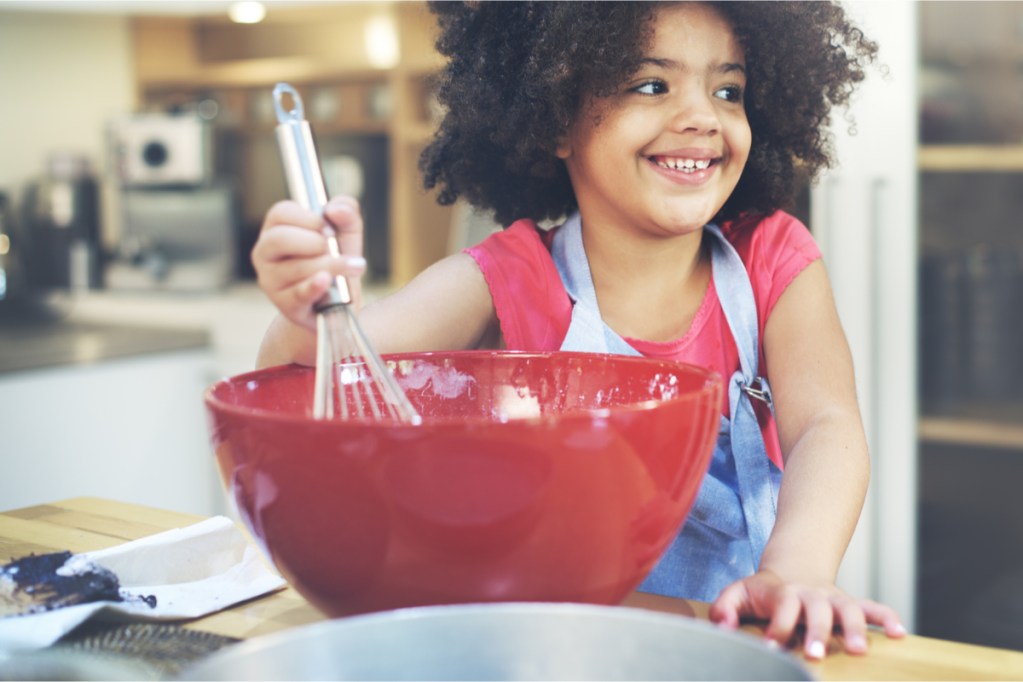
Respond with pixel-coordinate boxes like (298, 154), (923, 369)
(892, 623), (907, 637)
(764, 638), (781, 651)
(807, 640), (826, 660)
(327, 197), (357, 213)
(345, 256), (367, 269)
(847, 634), (867, 652)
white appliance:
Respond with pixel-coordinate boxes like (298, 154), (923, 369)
(106, 112), (236, 292)
(107, 186), (238, 292)
(109, 114), (213, 187)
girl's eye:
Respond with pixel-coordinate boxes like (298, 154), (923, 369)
(714, 85), (744, 104)
(631, 80), (668, 95)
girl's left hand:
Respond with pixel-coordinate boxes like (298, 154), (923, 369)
(707, 570), (906, 659)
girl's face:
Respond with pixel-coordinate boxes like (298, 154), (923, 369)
(557, 2), (750, 238)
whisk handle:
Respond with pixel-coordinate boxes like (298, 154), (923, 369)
(273, 82), (352, 308)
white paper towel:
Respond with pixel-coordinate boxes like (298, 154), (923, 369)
(0, 516), (286, 651)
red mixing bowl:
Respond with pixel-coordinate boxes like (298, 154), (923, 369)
(204, 351), (722, 617)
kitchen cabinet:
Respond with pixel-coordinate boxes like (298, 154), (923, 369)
(916, 0), (1023, 436)
(0, 337), (222, 517)
(0, 273), (303, 520)
(814, 1), (1023, 650)
(129, 1), (453, 288)
(0, 283), (313, 517)
(913, 1), (1023, 651)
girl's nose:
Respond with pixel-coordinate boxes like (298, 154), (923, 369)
(668, 89), (720, 134)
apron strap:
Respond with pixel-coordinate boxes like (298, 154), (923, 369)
(706, 224), (779, 565)
(705, 225), (765, 404)
(553, 212), (637, 355)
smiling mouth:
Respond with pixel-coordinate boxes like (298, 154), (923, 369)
(650, 156), (717, 173)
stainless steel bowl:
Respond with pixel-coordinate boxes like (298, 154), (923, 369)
(181, 603), (813, 681)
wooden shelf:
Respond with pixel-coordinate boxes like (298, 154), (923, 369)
(236, 121), (390, 137)
(397, 121), (439, 146)
(137, 59), (393, 91)
(919, 415), (1023, 451)
(919, 145), (1023, 172)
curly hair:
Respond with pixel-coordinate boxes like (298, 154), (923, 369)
(419, 1), (878, 227)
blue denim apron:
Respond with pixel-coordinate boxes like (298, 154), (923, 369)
(551, 212), (782, 602)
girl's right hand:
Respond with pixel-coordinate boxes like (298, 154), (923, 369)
(251, 196), (368, 332)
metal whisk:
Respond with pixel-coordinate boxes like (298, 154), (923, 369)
(272, 82), (421, 424)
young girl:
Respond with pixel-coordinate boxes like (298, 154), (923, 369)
(252, 1), (906, 659)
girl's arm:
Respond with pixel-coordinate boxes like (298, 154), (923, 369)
(357, 251), (499, 355)
(254, 197), (497, 369)
(708, 259), (904, 657)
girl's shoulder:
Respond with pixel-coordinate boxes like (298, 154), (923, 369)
(721, 210), (818, 258)
(464, 219), (571, 350)
(720, 210), (822, 328)
(465, 219), (560, 285)
(721, 210), (821, 280)
(470, 218), (553, 255)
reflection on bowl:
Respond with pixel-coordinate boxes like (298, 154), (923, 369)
(182, 603), (814, 682)
(204, 351), (722, 617)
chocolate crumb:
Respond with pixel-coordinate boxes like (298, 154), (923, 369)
(1, 551), (124, 617)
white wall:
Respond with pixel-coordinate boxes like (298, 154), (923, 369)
(815, 1), (919, 630)
(0, 10), (135, 241)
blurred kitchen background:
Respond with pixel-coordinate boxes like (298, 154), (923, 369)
(0, 0), (1020, 654)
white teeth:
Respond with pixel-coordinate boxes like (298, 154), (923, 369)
(656, 157), (711, 172)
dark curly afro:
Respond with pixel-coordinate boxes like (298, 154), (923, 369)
(419, 1), (879, 228)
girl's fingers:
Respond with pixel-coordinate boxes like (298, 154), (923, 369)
(256, 198), (366, 267)
(253, 225), (332, 266)
(710, 578), (904, 661)
(258, 256), (321, 295)
(763, 591), (802, 649)
(800, 595), (834, 660)
(272, 271), (332, 331)
(268, 257), (366, 322)
(252, 196), (367, 333)
(324, 196), (364, 259)
(861, 599), (907, 638)
(708, 586), (743, 630)
(259, 251), (365, 292)
(324, 196), (362, 235)
(296, 271), (332, 306)
(261, 199), (326, 233)
(829, 596), (867, 654)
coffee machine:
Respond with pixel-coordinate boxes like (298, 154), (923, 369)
(106, 112), (237, 292)
(19, 153), (103, 293)
(0, 191), (29, 317)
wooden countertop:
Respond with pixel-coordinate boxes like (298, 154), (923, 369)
(4, 497), (1023, 681)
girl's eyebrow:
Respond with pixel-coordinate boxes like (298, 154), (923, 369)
(639, 57), (746, 76)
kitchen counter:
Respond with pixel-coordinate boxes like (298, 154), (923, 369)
(0, 282), (394, 377)
(0, 317), (209, 374)
(0, 304), (220, 515)
(0, 286), (256, 377)
(3, 497), (1023, 681)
